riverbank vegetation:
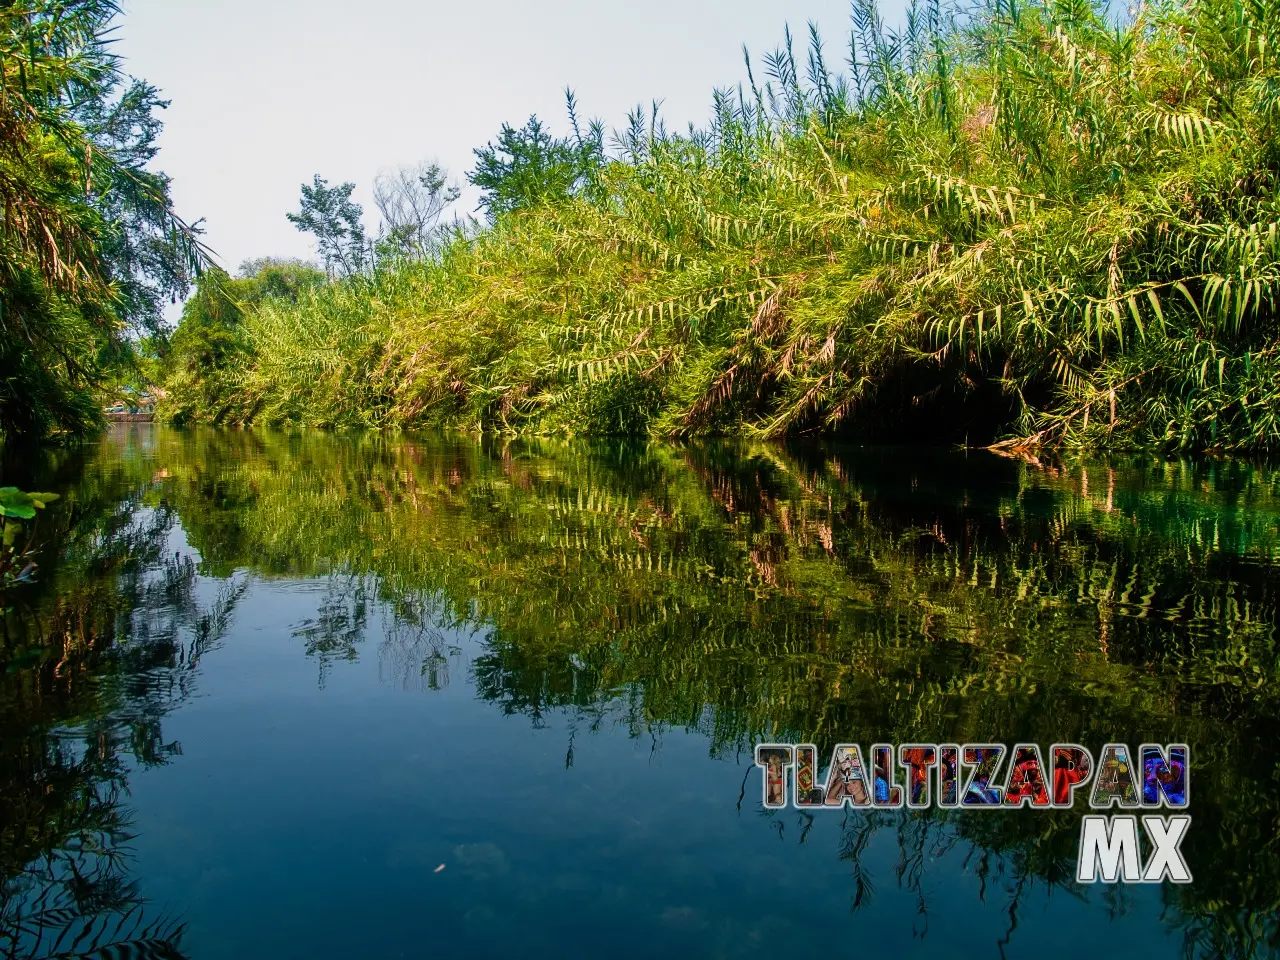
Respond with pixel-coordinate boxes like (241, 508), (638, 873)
(0, 0), (206, 444)
(158, 0), (1280, 454)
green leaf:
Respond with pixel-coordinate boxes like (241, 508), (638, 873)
(1145, 289), (1165, 330)
(0, 489), (56, 520)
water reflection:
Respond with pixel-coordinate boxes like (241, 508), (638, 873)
(2, 426), (1278, 958)
(0, 477), (249, 959)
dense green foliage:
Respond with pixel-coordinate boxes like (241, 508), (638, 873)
(4, 430), (1278, 955)
(160, 0), (1280, 454)
(468, 108), (603, 221)
(159, 258), (325, 425)
(0, 0), (205, 443)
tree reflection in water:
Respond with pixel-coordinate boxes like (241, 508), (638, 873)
(1, 468), (246, 960)
(1, 427), (1277, 958)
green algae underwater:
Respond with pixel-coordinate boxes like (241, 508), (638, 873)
(1, 425), (1278, 958)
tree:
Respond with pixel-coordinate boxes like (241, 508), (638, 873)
(372, 162), (460, 259)
(287, 176), (368, 278)
(167, 267), (243, 377)
(160, 258), (326, 424)
(235, 257), (327, 301)
(0, 0), (206, 442)
(468, 114), (599, 221)
(77, 78), (201, 337)
(168, 258), (324, 376)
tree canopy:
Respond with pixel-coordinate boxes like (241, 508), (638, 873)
(468, 112), (601, 221)
(0, 0), (207, 443)
(287, 175), (369, 278)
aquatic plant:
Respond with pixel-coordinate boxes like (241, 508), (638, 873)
(0, 488), (58, 587)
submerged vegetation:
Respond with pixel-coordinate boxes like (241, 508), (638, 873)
(158, 0), (1280, 453)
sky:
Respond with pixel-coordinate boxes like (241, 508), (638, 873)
(113, 0), (905, 282)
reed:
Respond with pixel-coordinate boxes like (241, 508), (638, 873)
(162, 0), (1280, 454)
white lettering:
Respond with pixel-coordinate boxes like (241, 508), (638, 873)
(1077, 815), (1141, 882)
(1142, 815), (1193, 883)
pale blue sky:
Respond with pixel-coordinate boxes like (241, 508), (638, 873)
(114, 0), (906, 278)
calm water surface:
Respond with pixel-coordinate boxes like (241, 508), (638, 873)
(2, 427), (1278, 958)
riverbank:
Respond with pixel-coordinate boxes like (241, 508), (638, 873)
(158, 0), (1280, 456)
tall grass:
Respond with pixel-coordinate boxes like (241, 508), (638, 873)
(164, 0), (1280, 454)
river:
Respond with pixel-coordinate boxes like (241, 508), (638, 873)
(1, 426), (1277, 958)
